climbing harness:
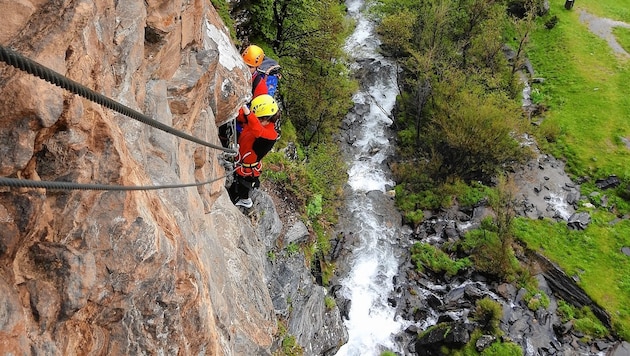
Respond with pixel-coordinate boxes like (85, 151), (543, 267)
(232, 151), (261, 177)
(0, 45), (236, 191)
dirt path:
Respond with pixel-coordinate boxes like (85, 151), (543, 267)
(579, 10), (630, 57)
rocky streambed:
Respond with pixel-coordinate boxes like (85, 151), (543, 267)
(327, 140), (630, 355)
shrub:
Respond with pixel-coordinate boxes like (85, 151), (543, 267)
(404, 209), (424, 227)
(280, 335), (303, 356)
(410, 242), (472, 277)
(324, 295), (336, 310)
(544, 15), (559, 30)
(306, 194), (323, 219)
(473, 297), (503, 334)
(525, 290), (550, 311)
(459, 228), (520, 282)
(557, 301), (609, 339)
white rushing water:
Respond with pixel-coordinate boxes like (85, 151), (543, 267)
(335, 1), (407, 354)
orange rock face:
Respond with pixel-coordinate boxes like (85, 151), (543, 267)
(0, 0), (274, 354)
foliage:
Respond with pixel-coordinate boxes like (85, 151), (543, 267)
(473, 297), (503, 334)
(393, 178), (444, 211)
(394, 179), (496, 228)
(373, 0), (534, 224)
(420, 76), (532, 183)
(441, 180), (495, 208)
(286, 242), (299, 256)
(324, 295), (336, 310)
(210, 0), (237, 40)
(404, 209), (425, 228)
(556, 301), (609, 340)
(459, 228), (520, 282)
(273, 320), (304, 356)
(535, 119), (562, 143)
(524, 289), (550, 311)
(267, 250), (276, 262)
(247, 0), (357, 148)
(447, 329), (522, 355)
(480, 341), (522, 356)
(279, 335), (303, 356)
(410, 242), (472, 277)
(456, 177), (522, 282)
(282, 58), (357, 147)
(306, 194), (323, 219)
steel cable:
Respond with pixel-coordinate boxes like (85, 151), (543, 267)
(0, 45), (238, 191)
(0, 45), (236, 154)
(0, 170), (234, 191)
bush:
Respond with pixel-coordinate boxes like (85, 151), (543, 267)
(525, 290), (550, 311)
(473, 297), (503, 334)
(536, 120), (562, 143)
(410, 243), (472, 277)
(324, 295), (336, 310)
(557, 301), (609, 339)
(545, 15), (559, 30)
(459, 228), (521, 282)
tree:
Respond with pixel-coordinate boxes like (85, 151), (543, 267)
(422, 71), (530, 183)
(248, 0), (356, 148)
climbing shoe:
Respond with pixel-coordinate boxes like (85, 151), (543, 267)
(235, 198), (253, 208)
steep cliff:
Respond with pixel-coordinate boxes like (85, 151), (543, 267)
(0, 0), (281, 353)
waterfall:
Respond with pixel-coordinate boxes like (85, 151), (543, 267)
(334, 0), (409, 354)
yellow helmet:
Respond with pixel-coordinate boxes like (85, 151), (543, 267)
(250, 94), (279, 118)
(242, 45), (265, 67)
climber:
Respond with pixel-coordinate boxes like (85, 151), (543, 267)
(219, 44), (268, 148)
(242, 44), (269, 98)
(230, 94), (280, 209)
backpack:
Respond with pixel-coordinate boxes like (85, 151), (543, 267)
(253, 57), (283, 136)
(255, 57), (281, 98)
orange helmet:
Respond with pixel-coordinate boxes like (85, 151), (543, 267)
(242, 45), (265, 67)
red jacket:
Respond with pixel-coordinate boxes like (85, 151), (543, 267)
(236, 109), (278, 177)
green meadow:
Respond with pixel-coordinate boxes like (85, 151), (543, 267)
(518, 0), (630, 340)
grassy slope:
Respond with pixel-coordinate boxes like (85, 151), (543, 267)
(517, 0), (630, 340)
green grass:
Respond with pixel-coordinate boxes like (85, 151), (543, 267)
(613, 26), (630, 54)
(519, 0), (630, 341)
(577, 0), (630, 23)
(529, 3), (630, 178)
(513, 216), (630, 340)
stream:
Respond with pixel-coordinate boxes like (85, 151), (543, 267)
(333, 0), (411, 354)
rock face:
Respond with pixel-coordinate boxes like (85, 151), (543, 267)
(0, 0), (284, 354)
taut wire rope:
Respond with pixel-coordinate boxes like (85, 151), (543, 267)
(0, 45), (237, 191)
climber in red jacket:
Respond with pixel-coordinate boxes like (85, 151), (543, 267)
(231, 94), (279, 208)
(219, 44), (269, 148)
